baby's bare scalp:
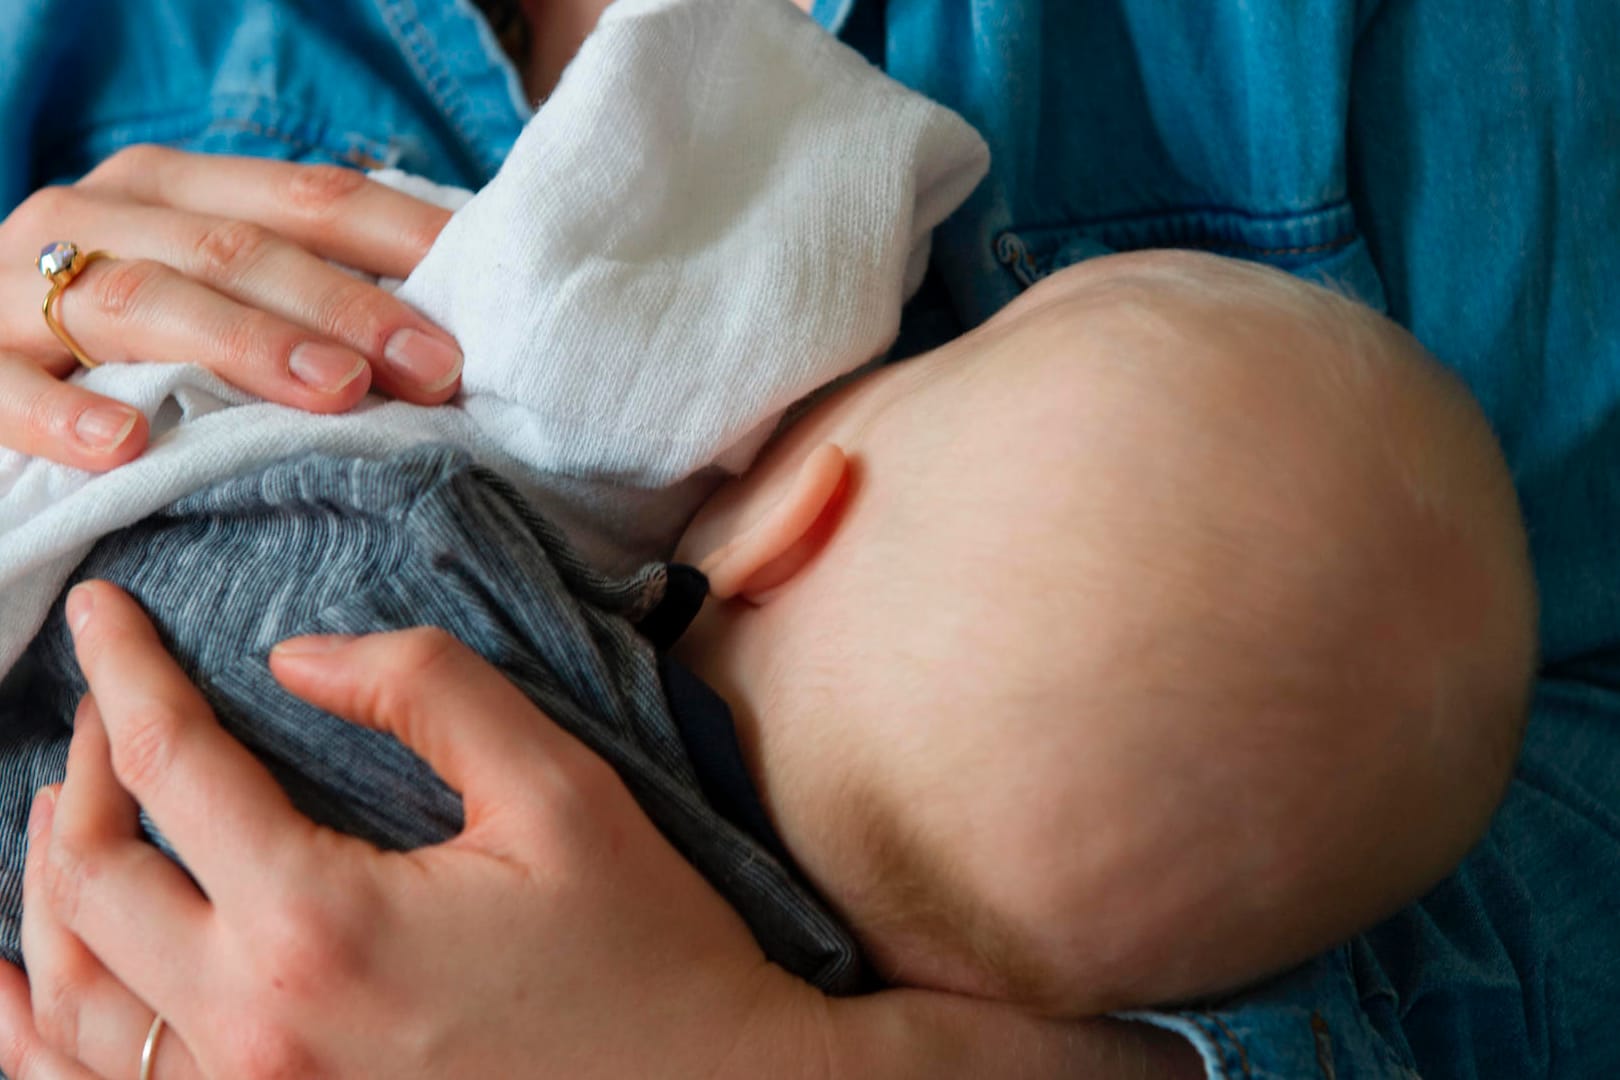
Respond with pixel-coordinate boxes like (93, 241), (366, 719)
(684, 250), (1537, 1016)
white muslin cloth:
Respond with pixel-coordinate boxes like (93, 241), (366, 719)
(0, 0), (987, 676)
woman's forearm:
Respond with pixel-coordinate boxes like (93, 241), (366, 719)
(730, 981), (1204, 1080)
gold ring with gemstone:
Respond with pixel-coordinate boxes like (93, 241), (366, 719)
(38, 241), (114, 369)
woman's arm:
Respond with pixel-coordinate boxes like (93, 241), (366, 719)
(0, 582), (1199, 1078)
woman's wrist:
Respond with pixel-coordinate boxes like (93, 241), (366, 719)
(814, 986), (1206, 1079)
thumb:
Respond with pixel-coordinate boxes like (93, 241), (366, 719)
(268, 627), (569, 833)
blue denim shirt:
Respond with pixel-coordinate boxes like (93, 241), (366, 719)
(801, 8), (1619, 1072)
(0, 0), (529, 207)
(4, 1), (1618, 1077)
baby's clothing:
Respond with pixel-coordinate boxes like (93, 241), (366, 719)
(0, 0), (988, 674)
(0, 447), (862, 989)
(0, 0), (988, 1002)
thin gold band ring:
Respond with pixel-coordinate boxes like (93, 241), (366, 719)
(37, 241), (114, 369)
(139, 1014), (166, 1080)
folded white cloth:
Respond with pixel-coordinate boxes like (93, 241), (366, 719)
(0, 0), (987, 675)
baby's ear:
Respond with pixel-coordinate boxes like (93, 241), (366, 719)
(700, 443), (849, 602)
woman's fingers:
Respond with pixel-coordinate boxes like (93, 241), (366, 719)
(22, 785), (107, 1064)
(4, 193), (462, 402)
(78, 145), (453, 279)
(35, 700), (210, 1018)
(0, 961), (101, 1080)
(20, 780), (203, 1080)
(5, 252), (378, 410)
(269, 628), (583, 836)
(0, 355), (147, 469)
(0, 146), (462, 466)
(64, 582), (310, 910)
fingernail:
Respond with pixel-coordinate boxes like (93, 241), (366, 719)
(27, 787), (56, 841)
(272, 634), (355, 657)
(73, 403), (139, 451)
(290, 342), (369, 393)
(65, 584), (94, 636)
(384, 328), (463, 393)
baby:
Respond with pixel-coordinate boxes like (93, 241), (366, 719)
(0, 0), (1534, 1028)
(668, 249), (1537, 1012)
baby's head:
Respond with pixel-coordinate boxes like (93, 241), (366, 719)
(673, 251), (1536, 1013)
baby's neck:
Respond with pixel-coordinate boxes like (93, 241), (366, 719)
(518, 0), (614, 99)
(671, 597), (771, 800)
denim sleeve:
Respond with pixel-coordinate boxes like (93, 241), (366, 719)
(1120, 948), (1418, 1080)
(1121, 666), (1620, 1080)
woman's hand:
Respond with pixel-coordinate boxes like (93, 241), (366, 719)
(0, 147), (464, 471)
(0, 582), (820, 1079)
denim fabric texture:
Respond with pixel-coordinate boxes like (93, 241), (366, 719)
(0, 0), (530, 209)
(2, 0), (1617, 1076)
(0, 447), (863, 994)
(806, 2), (1620, 1077)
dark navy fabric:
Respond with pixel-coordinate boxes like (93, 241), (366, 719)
(0, 446), (862, 994)
(660, 656), (791, 868)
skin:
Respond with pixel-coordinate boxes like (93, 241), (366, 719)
(669, 251), (1535, 1016)
(0, 246), (1533, 1079)
(0, 149), (464, 470)
(0, 248), (1530, 1077)
(0, 0), (801, 473)
(518, 0), (618, 100)
(515, 0), (817, 100)
(0, 3), (1193, 1074)
(0, 4), (1528, 1075)
(0, 582), (1203, 1080)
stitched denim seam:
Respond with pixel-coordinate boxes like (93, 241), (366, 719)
(1191, 235), (1357, 258)
(209, 118), (314, 154)
(38, 99), (387, 168)
(993, 197), (1360, 292)
(1016, 198), (1356, 233)
(1176, 1012), (1242, 1080)
(202, 119), (388, 168)
(375, 0), (506, 177)
(1334, 943), (1425, 1078)
(1200, 1012), (1255, 1080)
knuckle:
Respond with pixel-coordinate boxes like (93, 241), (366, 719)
(106, 700), (183, 795)
(530, 739), (625, 847)
(559, 744), (622, 811)
(348, 627), (467, 732)
(14, 382), (63, 444)
(88, 258), (167, 322)
(392, 626), (468, 681)
(0, 1032), (43, 1079)
(193, 219), (274, 282)
(254, 899), (364, 1003)
(316, 281), (396, 353)
(283, 164), (367, 218)
(84, 143), (167, 186)
(215, 310), (288, 375)
(31, 971), (83, 1055)
(402, 209), (451, 259)
(14, 184), (73, 229)
(230, 1019), (321, 1080)
(41, 843), (88, 931)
